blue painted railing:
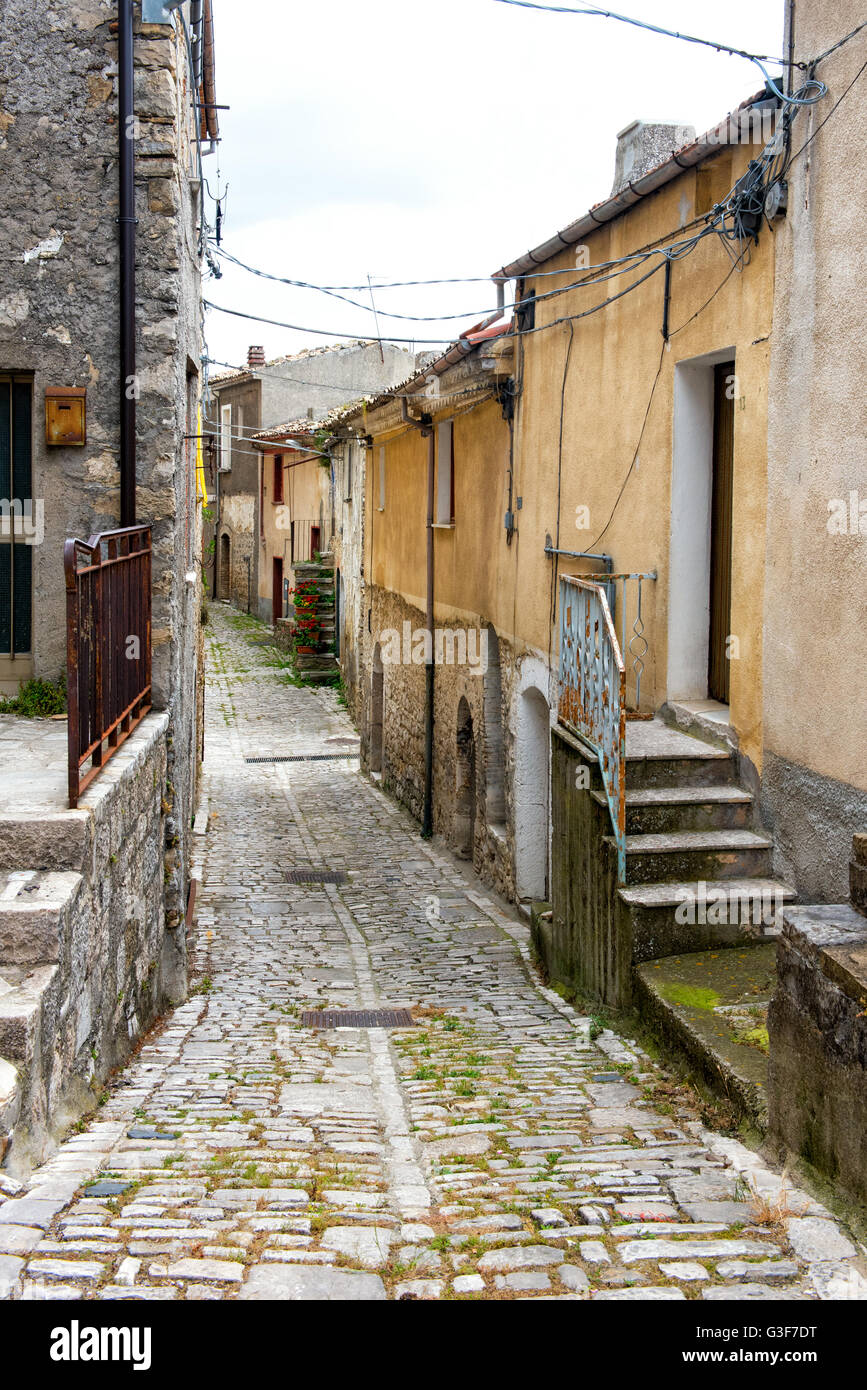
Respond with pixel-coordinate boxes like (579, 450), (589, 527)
(558, 575), (627, 882)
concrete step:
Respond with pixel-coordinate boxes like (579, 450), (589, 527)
(617, 829), (774, 885)
(625, 720), (735, 790)
(633, 942), (777, 1129)
(0, 963), (58, 1070)
(0, 870), (82, 968)
(626, 752), (735, 790)
(0, 813), (88, 874)
(620, 877), (795, 961)
(593, 784), (754, 834)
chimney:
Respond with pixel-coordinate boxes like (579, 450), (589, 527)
(611, 120), (695, 196)
(247, 344), (266, 368)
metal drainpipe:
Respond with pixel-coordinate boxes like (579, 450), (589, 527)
(118, 0), (136, 528)
(401, 398), (435, 838)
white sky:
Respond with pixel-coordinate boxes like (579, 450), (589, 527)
(204, 0), (785, 380)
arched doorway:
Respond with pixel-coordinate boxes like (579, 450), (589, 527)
(515, 686), (550, 901)
(370, 644), (384, 773)
(483, 626), (505, 830)
(455, 697), (476, 860)
(219, 533), (230, 599)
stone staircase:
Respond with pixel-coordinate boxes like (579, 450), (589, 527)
(607, 725), (794, 960)
(0, 869), (83, 1169)
(287, 556), (339, 685)
(598, 719), (795, 1126)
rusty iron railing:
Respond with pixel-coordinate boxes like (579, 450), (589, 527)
(558, 575), (626, 881)
(584, 571), (657, 710)
(65, 525), (152, 808)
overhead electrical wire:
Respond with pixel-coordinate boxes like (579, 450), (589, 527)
(489, 0), (828, 106)
(212, 220), (724, 323)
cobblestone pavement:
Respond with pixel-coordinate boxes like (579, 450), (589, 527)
(1, 605), (865, 1302)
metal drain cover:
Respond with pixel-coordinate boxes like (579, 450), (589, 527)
(284, 867), (348, 885)
(245, 753), (357, 764)
(302, 1009), (415, 1029)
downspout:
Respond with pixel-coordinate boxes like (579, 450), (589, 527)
(118, 0), (136, 528)
(401, 398), (435, 838)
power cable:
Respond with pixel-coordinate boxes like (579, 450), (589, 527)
(783, 51), (867, 173)
(812, 18), (867, 66)
(584, 338), (667, 551)
(491, 0), (792, 65)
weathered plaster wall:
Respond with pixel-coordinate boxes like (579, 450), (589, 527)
(332, 440), (366, 721)
(258, 343), (413, 426)
(258, 450), (331, 622)
(510, 138), (774, 766)
(763, 0), (867, 900)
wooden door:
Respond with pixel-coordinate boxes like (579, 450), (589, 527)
(310, 525), (320, 560)
(708, 362), (735, 703)
(272, 556), (283, 627)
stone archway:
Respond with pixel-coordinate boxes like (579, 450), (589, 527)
(483, 626), (506, 830)
(370, 643), (384, 774)
(455, 696), (476, 860)
(515, 685), (551, 902)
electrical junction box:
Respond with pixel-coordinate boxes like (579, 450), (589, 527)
(45, 387), (86, 446)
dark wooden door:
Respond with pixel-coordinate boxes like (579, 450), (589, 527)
(708, 362), (735, 703)
(310, 525), (321, 560)
(0, 377), (33, 657)
(272, 556), (283, 626)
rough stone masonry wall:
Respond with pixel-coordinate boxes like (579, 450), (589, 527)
(1, 716), (176, 1177)
(359, 585), (515, 899)
(0, 1), (203, 950)
(767, 837), (867, 1214)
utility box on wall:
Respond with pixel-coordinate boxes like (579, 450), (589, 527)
(45, 387), (86, 446)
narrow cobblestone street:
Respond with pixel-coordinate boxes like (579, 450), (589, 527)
(1, 605), (864, 1303)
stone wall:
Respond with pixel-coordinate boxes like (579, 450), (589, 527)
(358, 585), (515, 899)
(767, 837), (867, 1211)
(0, 715), (179, 1177)
(0, 0), (204, 966)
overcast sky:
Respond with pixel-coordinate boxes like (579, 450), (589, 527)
(204, 0), (785, 381)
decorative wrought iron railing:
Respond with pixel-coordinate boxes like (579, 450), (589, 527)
(585, 571), (657, 711)
(65, 525), (152, 808)
(558, 575), (626, 880)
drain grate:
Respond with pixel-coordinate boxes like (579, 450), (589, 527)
(284, 867), (348, 885)
(302, 1008), (415, 1029)
(245, 753), (358, 764)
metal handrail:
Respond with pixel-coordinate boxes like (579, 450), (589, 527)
(65, 525), (152, 807)
(558, 575), (626, 881)
(583, 571), (657, 709)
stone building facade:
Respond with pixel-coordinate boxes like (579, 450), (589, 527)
(762, 0), (867, 901)
(0, 0), (215, 1170)
(204, 342), (413, 620)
